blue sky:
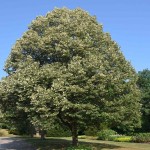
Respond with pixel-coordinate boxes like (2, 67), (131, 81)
(0, 0), (150, 79)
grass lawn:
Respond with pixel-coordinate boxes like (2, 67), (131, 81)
(25, 136), (150, 150)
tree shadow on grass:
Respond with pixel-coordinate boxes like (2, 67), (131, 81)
(27, 138), (123, 150)
(80, 141), (122, 150)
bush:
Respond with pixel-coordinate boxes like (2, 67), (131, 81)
(46, 126), (71, 137)
(97, 129), (117, 140)
(132, 133), (150, 143)
(8, 128), (20, 135)
(84, 127), (99, 136)
(0, 129), (9, 136)
(114, 136), (132, 142)
(78, 135), (86, 139)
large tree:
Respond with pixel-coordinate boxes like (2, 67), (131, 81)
(137, 69), (150, 132)
(1, 8), (141, 146)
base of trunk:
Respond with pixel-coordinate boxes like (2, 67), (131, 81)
(71, 124), (78, 146)
(72, 136), (78, 146)
(40, 129), (46, 140)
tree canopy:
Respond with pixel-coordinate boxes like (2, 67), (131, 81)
(0, 8), (141, 146)
(137, 69), (150, 132)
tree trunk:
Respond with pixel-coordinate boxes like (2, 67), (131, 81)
(71, 123), (78, 146)
(40, 129), (46, 140)
(30, 133), (34, 138)
(30, 126), (35, 138)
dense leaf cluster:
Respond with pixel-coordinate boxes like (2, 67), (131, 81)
(137, 69), (150, 132)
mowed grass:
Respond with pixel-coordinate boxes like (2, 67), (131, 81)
(25, 137), (150, 150)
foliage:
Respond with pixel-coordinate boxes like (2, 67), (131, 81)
(137, 69), (150, 132)
(0, 111), (6, 128)
(78, 135), (86, 139)
(47, 125), (71, 137)
(0, 129), (9, 137)
(132, 133), (150, 143)
(97, 129), (117, 140)
(114, 136), (132, 142)
(84, 127), (99, 136)
(8, 128), (20, 135)
(0, 8), (141, 146)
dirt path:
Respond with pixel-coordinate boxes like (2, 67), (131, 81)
(0, 137), (36, 150)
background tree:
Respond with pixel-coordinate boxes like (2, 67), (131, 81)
(1, 8), (141, 146)
(0, 75), (35, 136)
(0, 62), (55, 139)
(137, 69), (150, 132)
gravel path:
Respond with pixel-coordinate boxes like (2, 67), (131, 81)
(0, 137), (36, 150)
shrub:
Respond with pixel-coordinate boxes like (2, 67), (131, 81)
(114, 136), (132, 142)
(97, 129), (117, 140)
(132, 133), (150, 143)
(46, 126), (71, 137)
(78, 135), (86, 139)
(84, 127), (99, 136)
(8, 128), (20, 135)
(0, 129), (9, 136)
